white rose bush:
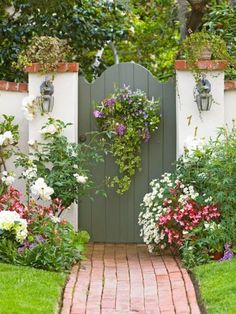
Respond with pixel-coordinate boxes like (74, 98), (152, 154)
(0, 114), (104, 271)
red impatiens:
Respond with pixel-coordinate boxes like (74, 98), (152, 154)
(158, 197), (220, 247)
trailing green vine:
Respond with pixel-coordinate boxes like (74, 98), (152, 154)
(93, 84), (161, 194)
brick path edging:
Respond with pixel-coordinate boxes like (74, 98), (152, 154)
(61, 244), (201, 314)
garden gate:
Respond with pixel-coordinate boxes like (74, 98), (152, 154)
(78, 62), (176, 243)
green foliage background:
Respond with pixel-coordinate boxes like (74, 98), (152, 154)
(0, 0), (235, 82)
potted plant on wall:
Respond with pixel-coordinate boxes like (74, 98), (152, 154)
(16, 36), (72, 75)
(180, 31), (231, 82)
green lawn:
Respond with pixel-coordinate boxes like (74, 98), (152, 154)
(0, 263), (67, 314)
(193, 258), (236, 314)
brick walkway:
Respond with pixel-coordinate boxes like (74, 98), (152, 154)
(61, 244), (201, 314)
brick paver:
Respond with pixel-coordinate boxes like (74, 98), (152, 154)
(61, 244), (201, 314)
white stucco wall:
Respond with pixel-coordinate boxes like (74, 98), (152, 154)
(0, 90), (28, 191)
(28, 72), (79, 229)
(225, 90), (236, 129)
(176, 70), (225, 156)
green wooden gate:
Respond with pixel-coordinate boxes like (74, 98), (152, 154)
(78, 62), (176, 243)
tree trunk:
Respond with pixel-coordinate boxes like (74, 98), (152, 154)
(177, 0), (189, 42)
(186, 0), (209, 34)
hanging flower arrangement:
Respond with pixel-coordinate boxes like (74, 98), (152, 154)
(93, 84), (161, 194)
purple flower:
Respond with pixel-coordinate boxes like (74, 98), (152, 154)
(122, 83), (129, 89)
(144, 128), (151, 143)
(105, 98), (116, 107)
(35, 235), (45, 243)
(17, 246), (26, 254)
(93, 110), (103, 118)
(219, 242), (234, 262)
(29, 243), (37, 250)
(115, 123), (126, 136)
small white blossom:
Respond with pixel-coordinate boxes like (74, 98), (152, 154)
(40, 124), (58, 135)
(1, 171), (15, 186)
(22, 166), (37, 180)
(184, 136), (205, 153)
(22, 95), (39, 121)
(49, 215), (61, 223)
(0, 131), (14, 146)
(28, 139), (36, 146)
(74, 174), (88, 184)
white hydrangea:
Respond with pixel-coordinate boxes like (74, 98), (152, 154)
(1, 171), (15, 186)
(0, 131), (14, 146)
(30, 178), (54, 201)
(22, 95), (39, 121)
(0, 211), (28, 243)
(74, 174), (88, 184)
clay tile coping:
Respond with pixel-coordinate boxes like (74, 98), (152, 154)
(25, 63), (79, 73)
(225, 80), (236, 91)
(0, 80), (28, 93)
(175, 60), (228, 71)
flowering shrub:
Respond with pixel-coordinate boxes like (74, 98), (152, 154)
(0, 187), (89, 271)
(139, 173), (223, 268)
(94, 84), (160, 193)
(16, 216), (90, 271)
(15, 118), (105, 208)
(0, 115), (19, 190)
(139, 174), (220, 249)
(176, 127), (236, 245)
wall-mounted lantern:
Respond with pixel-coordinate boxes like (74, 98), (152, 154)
(194, 76), (212, 111)
(40, 78), (54, 113)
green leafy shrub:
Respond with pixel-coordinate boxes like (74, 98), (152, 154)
(176, 127), (236, 243)
(15, 118), (105, 207)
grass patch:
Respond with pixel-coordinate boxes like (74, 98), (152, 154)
(193, 258), (236, 314)
(0, 263), (67, 314)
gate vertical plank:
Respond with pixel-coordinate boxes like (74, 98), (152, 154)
(104, 66), (120, 242)
(133, 64), (149, 242)
(163, 79), (176, 172)
(90, 76), (106, 241)
(78, 77), (92, 234)
(118, 63), (135, 242)
(148, 74), (164, 183)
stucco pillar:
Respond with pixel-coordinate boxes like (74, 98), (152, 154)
(175, 60), (227, 157)
(26, 63), (79, 229)
(224, 80), (236, 130)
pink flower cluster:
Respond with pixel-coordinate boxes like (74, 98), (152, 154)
(157, 187), (220, 247)
(0, 186), (66, 222)
(0, 186), (25, 217)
